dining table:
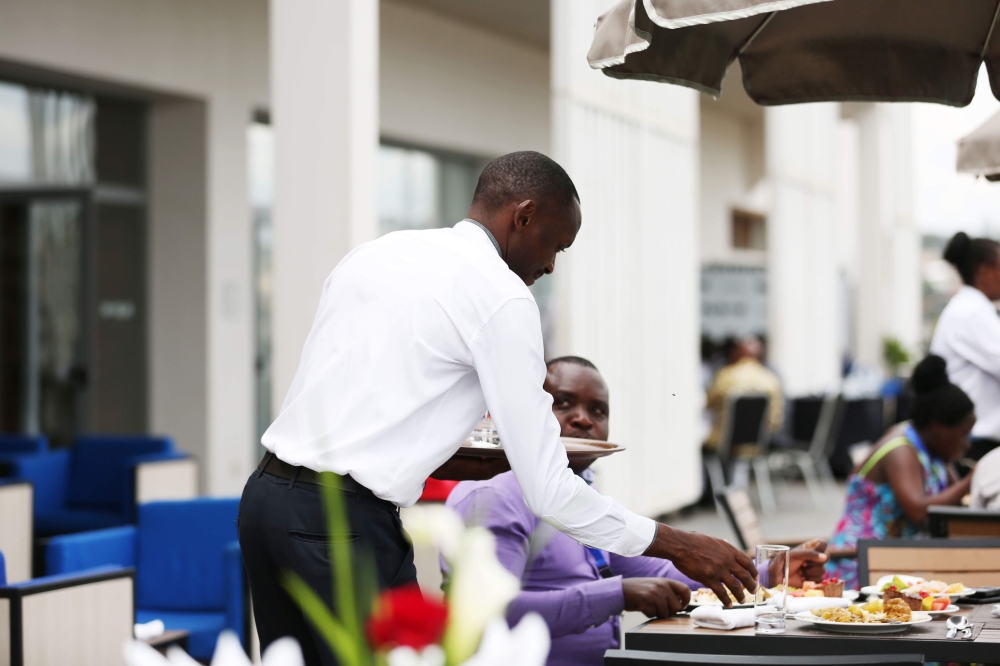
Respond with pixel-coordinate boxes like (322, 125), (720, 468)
(623, 604), (1000, 663)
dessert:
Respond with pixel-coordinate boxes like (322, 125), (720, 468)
(880, 575), (957, 610)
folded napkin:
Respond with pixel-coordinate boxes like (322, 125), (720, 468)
(691, 606), (755, 630)
(783, 596), (851, 615)
(992, 604), (1000, 617)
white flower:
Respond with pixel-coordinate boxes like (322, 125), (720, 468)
(443, 527), (520, 664)
(123, 630), (303, 666)
(402, 503), (465, 560)
(386, 645), (446, 666)
(460, 614), (550, 666)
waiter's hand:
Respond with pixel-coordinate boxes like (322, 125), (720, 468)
(644, 524), (757, 607)
(622, 578), (691, 618)
(430, 455), (511, 481)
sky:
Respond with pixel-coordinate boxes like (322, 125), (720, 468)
(913, 66), (1000, 240)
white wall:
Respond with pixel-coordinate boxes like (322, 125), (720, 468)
(380, 0), (550, 157)
(765, 104), (843, 396)
(551, 0), (702, 516)
(0, 0), (269, 495)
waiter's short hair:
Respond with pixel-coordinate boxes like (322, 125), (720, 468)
(547, 356), (599, 373)
(472, 151), (579, 212)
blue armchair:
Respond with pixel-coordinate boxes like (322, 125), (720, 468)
(1, 435), (190, 536)
(46, 498), (245, 660)
(0, 434), (48, 457)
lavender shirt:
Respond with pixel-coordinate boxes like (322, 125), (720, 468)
(445, 471), (699, 666)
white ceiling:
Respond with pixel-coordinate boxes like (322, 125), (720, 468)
(392, 0), (550, 50)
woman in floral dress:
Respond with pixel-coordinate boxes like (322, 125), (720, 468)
(826, 356), (976, 589)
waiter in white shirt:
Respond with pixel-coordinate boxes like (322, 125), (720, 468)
(238, 152), (757, 665)
(931, 231), (1000, 461)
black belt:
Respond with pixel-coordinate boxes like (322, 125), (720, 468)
(257, 452), (368, 495)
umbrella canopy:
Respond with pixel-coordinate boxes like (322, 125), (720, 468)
(957, 109), (1000, 179)
(589, 0), (1000, 106)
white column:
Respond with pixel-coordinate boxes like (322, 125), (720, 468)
(855, 105), (920, 367)
(551, 0), (702, 515)
(270, 0), (379, 416)
(765, 104), (842, 396)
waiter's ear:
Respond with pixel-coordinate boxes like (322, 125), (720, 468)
(513, 200), (536, 231)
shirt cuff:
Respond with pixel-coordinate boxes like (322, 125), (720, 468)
(615, 512), (658, 558)
(586, 575), (627, 626)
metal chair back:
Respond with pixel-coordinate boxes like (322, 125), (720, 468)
(857, 537), (1000, 588)
(715, 485), (766, 551)
(811, 393), (846, 460)
(717, 393), (770, 461)
(605, 649), (924, 665)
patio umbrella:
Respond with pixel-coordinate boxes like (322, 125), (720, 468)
(588, 0), (1000, 106)
(957, 109), (1000, 179)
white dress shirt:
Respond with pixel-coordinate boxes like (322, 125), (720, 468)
(930, 285), (1000, 441)
(262, 221), (656, 557)
(971, 448), (1000, 510)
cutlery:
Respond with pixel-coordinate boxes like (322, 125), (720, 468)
(946, 615), (969, 639)
(962, 627), (972, 640)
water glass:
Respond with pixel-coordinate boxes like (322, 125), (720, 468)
(754, 544), (790, 634)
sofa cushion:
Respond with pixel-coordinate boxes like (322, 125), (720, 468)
(35, 508), (125, 537)
(66, 436), (173, 507)
(136, 609), (228, 660)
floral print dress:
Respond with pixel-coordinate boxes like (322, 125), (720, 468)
(825, 424), (949, 590)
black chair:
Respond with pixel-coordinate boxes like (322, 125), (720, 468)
(605, 650), (924, 666)
(928, 505), (1000, 538)
(857, 537), (1000, 588)
(706, 394), (774, 513)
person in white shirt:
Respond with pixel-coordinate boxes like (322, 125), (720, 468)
(971, 447), (1000, 510)
(931, 231), (1000, 461)
(238, 151), (757, 666)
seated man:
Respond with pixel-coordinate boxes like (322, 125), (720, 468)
(704, 337), (784, 452)
(446, 356), (826, 666)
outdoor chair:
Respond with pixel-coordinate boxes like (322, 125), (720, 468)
(0, 480), (32, 583)
(0, 549), (134, 666)
(769, 393), (845, 507)
(45, 497), (247, 660)
(857, 537), (1000, 588)
(705, 393), (775, 513)
(604, 650), (924, 665)
(928, 505), (1000, 538)
(0, 434), (48, 457)
(0, 435), (197, 536)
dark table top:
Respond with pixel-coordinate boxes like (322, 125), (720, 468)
(625, 605), (1000, 663)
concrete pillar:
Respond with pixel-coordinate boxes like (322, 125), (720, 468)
(765, 104), (843, 396)
(269, 0), (380, 415)
(854, 105), (920, 368)
(550, 0), (702, 515)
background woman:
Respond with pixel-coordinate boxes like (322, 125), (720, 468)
(826, 355), (975, 589)
(931, 231), (1000, 461)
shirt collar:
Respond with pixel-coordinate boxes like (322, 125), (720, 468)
(461, 218), (502, 258)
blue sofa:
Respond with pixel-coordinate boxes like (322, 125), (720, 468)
(0, 435), (189, 536)
(0, 434), (48, 457)
(46, 498), (245, 660)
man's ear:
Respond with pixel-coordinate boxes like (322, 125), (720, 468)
(513, 200), (536, 230)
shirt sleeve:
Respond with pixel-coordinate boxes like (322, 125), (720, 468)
(469, 298), (657, 557)
(607, 553), (700, 590)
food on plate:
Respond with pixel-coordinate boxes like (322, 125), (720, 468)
(692, 587), (759, 605)
(880, 576), (964, 610)
(814, 576), (845, 597)
(810, 598), (912, 624)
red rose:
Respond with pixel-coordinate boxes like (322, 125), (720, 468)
(367, 584), (448, 650)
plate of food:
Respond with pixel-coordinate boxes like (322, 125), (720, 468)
(788, 577), (858, 601)
(861, 575), (973, 601)
(457, 437), (625, 460)
(789, 598), (932, 634)
(689, 587), (755, 608)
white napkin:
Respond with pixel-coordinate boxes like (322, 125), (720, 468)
(133, 619), (165, 641)
(992, 604), (1000, 618)
(691, 606), (755, 630)
(783, 596), (851, 615)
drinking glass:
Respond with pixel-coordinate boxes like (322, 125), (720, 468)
(754, 544), (790, 634)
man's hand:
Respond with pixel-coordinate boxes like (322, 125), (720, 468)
(430, 455), (511, 481)
(788, 539), (829, 588)
(622, 578), (692, 618)
(644, 525), (757, 607)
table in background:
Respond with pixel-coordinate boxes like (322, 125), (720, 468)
(143, 630), (191, 655)
(624, 606), (1000, 664)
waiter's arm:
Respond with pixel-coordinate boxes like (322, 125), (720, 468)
(470, 299), (757, 604)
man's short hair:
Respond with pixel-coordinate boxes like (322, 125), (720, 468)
(546, 356), (599, 373)
(472, 151), (580, 212)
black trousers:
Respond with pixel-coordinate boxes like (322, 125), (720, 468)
(238, 470), (416, 666)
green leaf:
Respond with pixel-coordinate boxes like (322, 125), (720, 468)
(283, 572), (362, 666)
(320, 472), (366, 650)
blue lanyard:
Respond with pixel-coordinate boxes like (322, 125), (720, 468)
(582, 468), (613, 577)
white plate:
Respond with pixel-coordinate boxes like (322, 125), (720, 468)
(925, 604), (961, 616)
(786, 590), (859, 601)
(789, 611), (933, 634)
(689, 597), (754, 608)
(860, 586), (975, 598)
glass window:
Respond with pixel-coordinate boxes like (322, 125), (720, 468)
(249, 119), (274, 444)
